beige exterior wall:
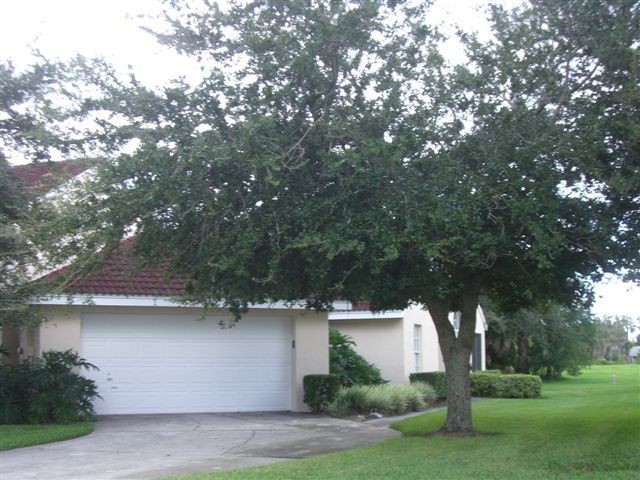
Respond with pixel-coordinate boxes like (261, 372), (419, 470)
(328, 317), (406, 384)
(402, 305), (444, 379)
(38, 306), (82, 355)
(33, 304), (329, 413)
(330, 304), (491, 384)
(292, 311), (329, 411)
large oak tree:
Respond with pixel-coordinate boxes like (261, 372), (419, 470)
(35, 0), (639, 433)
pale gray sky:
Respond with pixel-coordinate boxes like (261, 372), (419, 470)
(1, 0), (638, 321)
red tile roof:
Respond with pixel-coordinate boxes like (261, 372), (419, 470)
(44, 241), (187, 297)
(10, 159), (94, 194)
(44, 243), (369, 306)
(44, 246), (376, 306)
(351, 301), (372, 311)
(45, 246), (373, 308)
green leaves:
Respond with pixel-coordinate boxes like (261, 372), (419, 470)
(23, 0), (639, 319)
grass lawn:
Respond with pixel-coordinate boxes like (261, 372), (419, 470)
(166, 364), (639, 480)
(0, 422), (93, 451)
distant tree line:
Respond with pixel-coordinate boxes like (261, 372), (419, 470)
(486, 303), (639, 377)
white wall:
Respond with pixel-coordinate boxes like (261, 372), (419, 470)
(402, 305), (444, 379)
(475, 305), (487, 371)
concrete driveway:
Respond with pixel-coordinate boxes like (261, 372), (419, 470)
(0, 412), (401, 480)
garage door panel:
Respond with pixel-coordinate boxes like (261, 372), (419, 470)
(81, 313), (292, 414)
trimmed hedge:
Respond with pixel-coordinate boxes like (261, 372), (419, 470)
(303, 374), (340, 413)
(409, 371), (447, 399)
(472, 373), (542, 398)
(410, 371), (542, 399)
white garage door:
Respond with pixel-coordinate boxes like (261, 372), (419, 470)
(81, 313), (292, 415)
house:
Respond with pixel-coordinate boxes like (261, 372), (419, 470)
(629, 345), (640, 363)
(11, 239), (338, 414)
(2, 161), (338, 414)
(329, 302), (487, 384)
(4, 160), (487, 415)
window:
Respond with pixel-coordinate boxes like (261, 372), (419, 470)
(413, 324), (422, 373)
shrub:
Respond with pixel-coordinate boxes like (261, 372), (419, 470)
(409, 371), (447, 399)
(329, 385), (371, 416)
(329, 383), (436, 417)
(0, 349), (100, 425)
(483, 369), (502, 374)
(329, 329), (386, 386)
(410, 370), (541, 400)
(0, 363), (33, 424)
(471, 372), (542, 398)
(409, 382), (438, 406)
(303, 374), (340, 413)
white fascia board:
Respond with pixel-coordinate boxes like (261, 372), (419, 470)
(34, 295), (352, 311)
(328, 310), (404, 321)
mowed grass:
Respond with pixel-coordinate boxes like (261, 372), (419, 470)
(167, 365), (639, 480)
(0, 422), (93, 451)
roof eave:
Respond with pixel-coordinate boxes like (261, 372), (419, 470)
(33, 294), (352, 311)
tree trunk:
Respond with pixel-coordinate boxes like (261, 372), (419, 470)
(427, 287), (479, 434)
(516, 334), (529, 373)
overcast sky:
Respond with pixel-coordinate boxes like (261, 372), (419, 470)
(1, 0), (638, 322)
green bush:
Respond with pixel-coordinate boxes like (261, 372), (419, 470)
(409, 371), (447, 399)
(483, 369), (502, 374)
(471, 372), (542, 398)
(0, 350), (100, 425)
(303, 374), (340, 413)
(329, 382), (436, 417)
(0, 363), (33, 424)
(409, 382), (438, 406)
(329, 329), (386, 386)
(410, 370), (541, 400)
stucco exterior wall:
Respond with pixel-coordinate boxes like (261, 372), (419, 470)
(330, 303), (488, 384)
(402, 305), (444, 378)
(34, 304), (329, 413)
(38, 306), (82, 354)
(328, 317), (406, 384)
(292, 311), (329, 411)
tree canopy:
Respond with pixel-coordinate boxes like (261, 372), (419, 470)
(27, 0), (640, 433)
(0, 60), (74, 327)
